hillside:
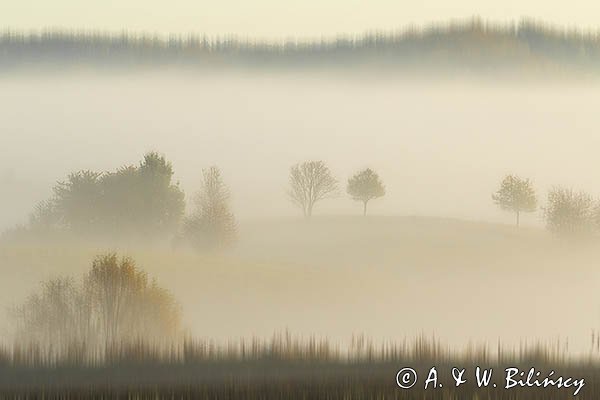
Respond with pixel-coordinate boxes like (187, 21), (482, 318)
(2, 19), (600, 74)
(2, 216), (599, 353)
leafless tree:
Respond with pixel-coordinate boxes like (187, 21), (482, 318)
(9, 277), (91, 361)
(288, 161), (338, 218)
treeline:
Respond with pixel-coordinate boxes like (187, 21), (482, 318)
(7, 154), (600, 244)
(2, 18), (600, 72)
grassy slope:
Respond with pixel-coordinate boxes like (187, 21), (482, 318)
(1, 216), (598, 351)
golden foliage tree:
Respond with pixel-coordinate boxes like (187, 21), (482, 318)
(10, 253), (181, 362)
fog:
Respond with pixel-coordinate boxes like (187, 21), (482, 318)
(2, 71), (600, 354)
(4, 72), (600, 229)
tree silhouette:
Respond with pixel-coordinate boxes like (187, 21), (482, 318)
(135, 152), (185, 236)
(544, 187), (595, 237)
(288, 161), (338, 218)
(346, 168), (385, 216)
(47, 152), (185, 239)
(28, 199), (60, 232)
(10, 253), (180, 361)
(184, 166), (236, 250)
(53, 170), (103, 232)
(492, 174), (537, 226)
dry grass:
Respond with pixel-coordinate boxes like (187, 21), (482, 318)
(0, 333), (596, 399)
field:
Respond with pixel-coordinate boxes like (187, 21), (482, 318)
(2, 216), (599, 350)
(2, 216), (600, 397)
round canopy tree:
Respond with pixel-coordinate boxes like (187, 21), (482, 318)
(346, 168), (385, 216)
(492, 174), (537, 226)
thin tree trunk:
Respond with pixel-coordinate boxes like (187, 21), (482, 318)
(516, 210), (520, 227)
(363, 201), (367, 216)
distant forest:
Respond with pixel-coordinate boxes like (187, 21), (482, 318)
(2, 18), (600, 73)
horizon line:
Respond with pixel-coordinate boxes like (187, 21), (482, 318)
(3, 16), (600, 44)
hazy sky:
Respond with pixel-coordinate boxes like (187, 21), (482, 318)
(3, 0), (600, 39)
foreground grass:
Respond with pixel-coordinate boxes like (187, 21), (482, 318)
(0, 335), (598, 399)
(1, 362), (598, 399)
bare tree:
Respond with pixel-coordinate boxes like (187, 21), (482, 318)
(347, 168), (385, 216)
(288, 161), (338, 218)
(9, 277), (91, 361)
(184, 166), (236, 250)
(492, 174), (537, 226)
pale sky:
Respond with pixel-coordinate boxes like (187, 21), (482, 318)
(2, 0), (600, 39)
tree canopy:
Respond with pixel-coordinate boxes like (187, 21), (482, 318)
(346, 168), (385, 216)
(492, 174), (537, 226)
(544, 187), (596, 237)
(33, 152), (185, 239)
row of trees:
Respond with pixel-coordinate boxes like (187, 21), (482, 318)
(492, 174), (600, 236)
(22, 154), (600, 242)
(286, 163), (600, 238)
(288, 161), (385, 217)
(22, 157), (386, 247)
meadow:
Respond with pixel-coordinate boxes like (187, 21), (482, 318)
(2, 216), (600, 355)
